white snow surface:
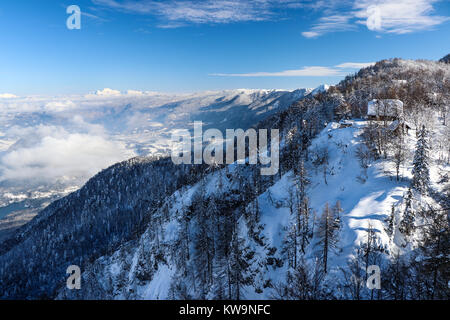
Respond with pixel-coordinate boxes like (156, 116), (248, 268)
(81, 117), (447, 300)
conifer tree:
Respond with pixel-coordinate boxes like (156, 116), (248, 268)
(399, 188), (415, 237)
(228, 224), (253, 300)
(392, 135), (406, 181)
(316, 203), (340, 273)
(295, 158), (312, 253)
(340, 248), (365, 300)
(417, 208), (449, 299)
(382, 253), (411, 300)
(192, 185), (215, 296)
(332, 200), (343, 232)
(385, 203), (396, 239)
(209, 256), (228, 299)
(411, 125), (430, 194)
(361, 224), (383, 279)
(283, 222), (298, 269)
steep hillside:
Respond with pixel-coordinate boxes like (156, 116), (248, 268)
(0, 157), (210, 298)
(0, 58), (448, 299)
(57, 118), (449, 300)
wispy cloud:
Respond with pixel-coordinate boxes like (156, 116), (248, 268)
(211, 66), (343, 77)
(82, 11), (108, 22)
(92, 0), (447, 34)
(92, 0), (293, 26)
(301, 14), (355, 38)
(354, 0), (449, 34)
(302, 0), (449, 38)
(211, 62), (374, 77)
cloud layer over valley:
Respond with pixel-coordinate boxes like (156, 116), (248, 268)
(0, 88), (312, 190)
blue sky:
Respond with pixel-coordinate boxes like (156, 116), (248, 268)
(0, 0), (449, 95)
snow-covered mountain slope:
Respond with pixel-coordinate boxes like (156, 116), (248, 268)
(0, 58), (448, 300)
(56, 116), (448, 300)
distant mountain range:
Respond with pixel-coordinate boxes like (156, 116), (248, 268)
(0, 87), (317, 240)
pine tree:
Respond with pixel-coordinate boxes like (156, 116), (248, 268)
(382, 253), (411, 300)
(361, 224), (383, 280)
(228, 225), (253, 300)
(315, 202), (340, 273)
(385, 203), (396, 239)
(417, 208), (449, 299)
(282, 222), (298, 269)
(284, 189), (298, 269)
(279, 258), (324, 300)
(340, 248), (366, 300)
(285, 128), (301, 172)
(294, 158), (312, 253)
(283, 160), (312, 271)
(399, 188), (415, 237)
(391, 135), (406, 181)
(245, 170), (263, 244)
(209, 256), (228, 299)
(411, 125), (430, 194)
(192, 187), (215, 297)
(332, 200), (343, 232)
(209, 196), (222, 257)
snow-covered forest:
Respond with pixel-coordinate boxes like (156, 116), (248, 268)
(0, 57), (448, 300)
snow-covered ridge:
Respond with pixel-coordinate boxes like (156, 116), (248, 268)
(56, 114), (448, 299)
